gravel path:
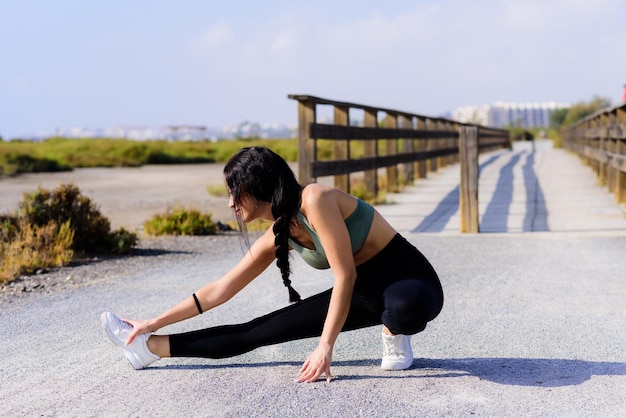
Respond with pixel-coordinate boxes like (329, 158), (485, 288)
(0, 235), (240, 308)
(1, 233), (625, 416)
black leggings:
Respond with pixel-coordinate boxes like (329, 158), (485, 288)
(169, 234), (443, 358)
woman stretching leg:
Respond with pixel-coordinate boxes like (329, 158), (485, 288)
(101, 146), (443, 382)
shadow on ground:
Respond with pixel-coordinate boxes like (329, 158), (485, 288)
(413, 149), (549, 233)
(148, 357), (626, 387)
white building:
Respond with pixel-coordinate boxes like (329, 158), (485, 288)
(453, 101), (570, 129)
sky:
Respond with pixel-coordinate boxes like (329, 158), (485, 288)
(1, 0), (625, 139)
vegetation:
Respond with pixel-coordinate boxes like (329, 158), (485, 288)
(350, 176), (388, 205)
(549, 108), (569, 130)
(0, 217), (74, 283)
(1, 184), (137, 283)
(543, 95), (611, 148)
(207, 184), (229, 197)
(0, 137), (298, 176)
(561, 96), (611, 127)
(143, 207), (217, 236)
(549, 96), (612, 132)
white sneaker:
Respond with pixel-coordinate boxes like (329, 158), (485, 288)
(381, 329), (413, 370)
(101, 312), (160, 370)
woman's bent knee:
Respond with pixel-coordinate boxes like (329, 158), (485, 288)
(381, 279), (443, 335)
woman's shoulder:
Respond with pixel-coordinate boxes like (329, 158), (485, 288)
(300, 183), (356, 216)
(301, 183), (352, 201)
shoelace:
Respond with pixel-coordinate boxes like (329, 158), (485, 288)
(113, 317), (133, 338)
(383, 335), (405, 357)
(114, 316), (153, 342)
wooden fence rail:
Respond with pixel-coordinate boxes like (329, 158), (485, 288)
(288, 94), (510, 232)
(561, 101), (626, 203)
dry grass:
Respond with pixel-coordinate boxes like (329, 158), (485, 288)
(0, 220), (74, 283)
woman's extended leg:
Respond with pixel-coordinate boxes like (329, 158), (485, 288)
(167, 289), (382, 359)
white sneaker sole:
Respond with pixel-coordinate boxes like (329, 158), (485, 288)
(381, 357), (413, 371)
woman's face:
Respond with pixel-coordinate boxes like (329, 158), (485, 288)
(229, 191), (260, 223)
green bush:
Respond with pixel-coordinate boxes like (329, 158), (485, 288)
(0, 153), (70, 176)
(19, 184), (115, 253)
(107, 227), (138, 254)
(143, 207), (217, 236)
(0, 183), (138, 283)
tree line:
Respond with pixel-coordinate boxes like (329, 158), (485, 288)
(550, 96), (611, 129)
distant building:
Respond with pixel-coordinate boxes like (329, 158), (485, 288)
(453, 101), (570, 129)
(37, 123), (296, 142)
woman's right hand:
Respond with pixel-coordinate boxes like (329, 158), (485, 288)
(121, 318), (158, 345)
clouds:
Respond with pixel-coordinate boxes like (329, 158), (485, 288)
(1, 0), (625, 139)
(199, 21), (235, 48)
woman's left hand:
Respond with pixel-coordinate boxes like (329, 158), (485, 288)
(296, 343), (333, 383)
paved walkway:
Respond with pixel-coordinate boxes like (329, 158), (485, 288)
(1, 139), (625, 417)
(377, 139), (626, 236)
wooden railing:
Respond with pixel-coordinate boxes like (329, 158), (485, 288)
(561, 102), (626, 203)
(288, 94), (510, 232)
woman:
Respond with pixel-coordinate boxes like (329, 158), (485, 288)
(101, 146), (443, 382)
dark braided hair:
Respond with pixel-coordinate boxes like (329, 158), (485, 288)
(223, 146), (303, 303)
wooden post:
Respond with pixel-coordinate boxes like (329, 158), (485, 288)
(400, 115), (414, 184)
(598, 115), (608, 186)
(441, 121), (450, 167)
(591, 120), (600, 176)
(581, 122), (588, 167)
(333, 105), (349, 192)
(297, 100), (316, 185)
(459, 126), (479, 233)
(416, 117), (427, 179)
(427, 119), (438, 173)
(363, 109), (378, 197)
(617, 137), (626, 203)
(606, 112), (617, 196)
(385, 113), (399, 192)
(446, 120), (455, 166)
(616, 106), (626, 203)
(436, 120), (446, 169)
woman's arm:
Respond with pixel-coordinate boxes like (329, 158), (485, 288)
(296, 186), (357, 382)
(124, 227), (276, 344)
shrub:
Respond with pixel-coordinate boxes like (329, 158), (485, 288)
(19, 184), (114, 253)
(0, 215), (20, 241)
(107, 227), (139, 254)
(0, 220), (74, 283)
(0, 153), (70, 176)
(0, 183), (138, 283)
(143, 207), (217, 236)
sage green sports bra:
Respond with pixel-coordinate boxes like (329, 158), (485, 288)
(288, 198), (375, 269)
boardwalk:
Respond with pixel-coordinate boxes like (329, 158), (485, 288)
(1, 139), (625, 416)
(377, 139), (626, 235)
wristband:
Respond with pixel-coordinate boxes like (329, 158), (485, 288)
(192, 293), (203, 314)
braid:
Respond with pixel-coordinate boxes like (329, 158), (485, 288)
(273, 215), (301, 303)
(224, 146), (302, 303)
